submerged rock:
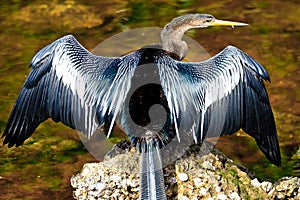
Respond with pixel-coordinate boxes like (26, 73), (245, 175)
(71, 142), (300, 199)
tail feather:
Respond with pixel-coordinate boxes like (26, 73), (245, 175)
(139, 134), (167, 200)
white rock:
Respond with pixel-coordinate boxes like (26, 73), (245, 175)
(178, 172), (189, 182)
(111, 174), (121, 182)
(194, 178), (203, 187)
(88, 190), (99, 199)
(70, 176), (77, 188)
(251, 178), (261, 187)
(199, 187), (207, 195)
(81, 166), (90, 177)
(202, 161), (215, 170)
(87, 176), (96, 190)
(128, 179), (139, 188)
(217, 193), (227, 200)
(229, 191), (241, 200)
(268, 187), (276, 196)
(261, 181), (273, 193)
(74, 189), (81, 197)
(215, 186), (221, 193)
(97, 169), (104, 178)
(95, 182), (106, 193)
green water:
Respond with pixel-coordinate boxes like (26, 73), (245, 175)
(0, 0), (299, 199)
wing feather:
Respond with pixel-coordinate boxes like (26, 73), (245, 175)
(2, 35), (140, 147)
(156, 45), (280, 166)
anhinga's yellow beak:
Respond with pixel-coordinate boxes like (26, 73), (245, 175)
(210, 19), (248, 28)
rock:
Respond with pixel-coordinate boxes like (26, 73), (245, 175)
(193, 178), (203, 187)
(261, 181), (273, 193)
(178, 173), (188, 182)
(217, 193), (227, 200)
(71, 142), (300, 199)
(228, 191), (241, 200)
(251, 178), (261, 187)
(71, 151), (140, 200)
(198, 187), (207, 196)
(202, 160), (215, 170)
(270, 177), (300, 199)
(215, 186), (221, 193)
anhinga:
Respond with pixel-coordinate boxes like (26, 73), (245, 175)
(2, 14), (280, 199)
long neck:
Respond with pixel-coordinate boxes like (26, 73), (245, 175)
(161, 26), (190, 60)
(160, 15), (195, 60)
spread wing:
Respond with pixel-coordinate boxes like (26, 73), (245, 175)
(2, 35), (140, 147)
(157, 45), (281, 166)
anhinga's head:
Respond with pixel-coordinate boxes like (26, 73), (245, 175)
(161, 14), (248, 60)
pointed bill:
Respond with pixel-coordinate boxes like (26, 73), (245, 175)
(211, 19), (248, 27)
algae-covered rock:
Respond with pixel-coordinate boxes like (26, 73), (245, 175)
(71, 142), (300, 199)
